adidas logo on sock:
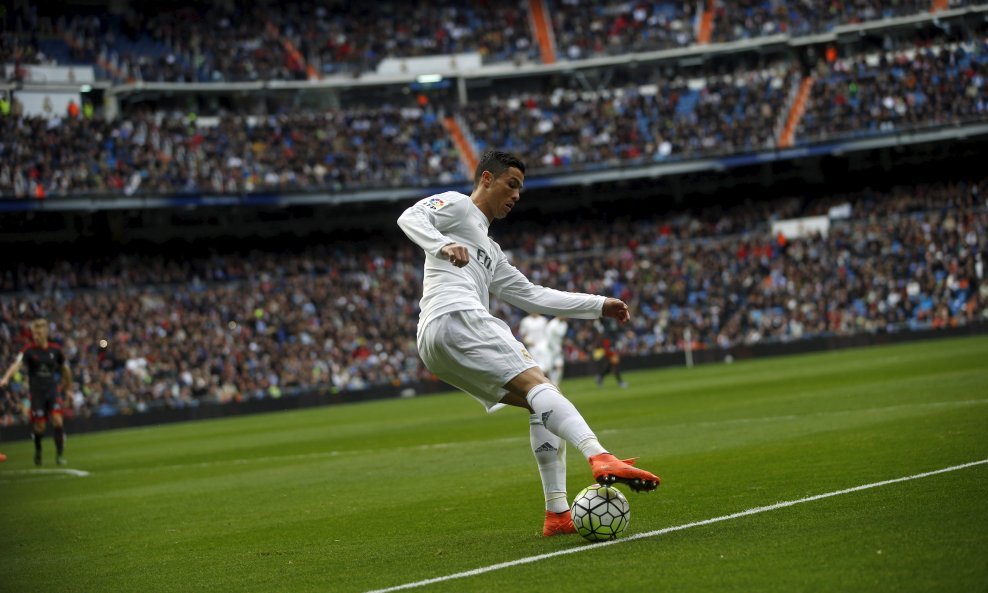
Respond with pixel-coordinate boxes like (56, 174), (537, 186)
(534, 441), (558, 453)
(541, 410), (553, 425)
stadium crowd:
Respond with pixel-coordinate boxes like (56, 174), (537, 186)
(4, 35), (986, 198)
(551, 0), (975, 59)
(3, 1), (980, 83)
(1, 178), (984, 425)
(549, 1), (697, 60)
(3, 0), (538, 83)
(502, 181), (986, 357)
(462, 63), (796, 172)
(0, 107), (464, 198)
(798, 40), (988, 142)
(709, 0), (960, 43)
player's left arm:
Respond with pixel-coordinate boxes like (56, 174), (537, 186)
(491, 253), (606, 319)
(601, 298), (630, 324)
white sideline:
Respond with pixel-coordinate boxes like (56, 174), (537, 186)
(0, 468), (90, 477)
(364, 458), (988, 593)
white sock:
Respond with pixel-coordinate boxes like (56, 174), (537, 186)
(526, 383), (606, 460)
(530, 414), (569, 513)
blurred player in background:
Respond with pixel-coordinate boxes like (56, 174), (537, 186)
(594, 337), (627, 388)
(532, 316), (568, 385)
(0, 318), (73, 465)
(398, 149), (659, 537)
(518, 312), (547, 355)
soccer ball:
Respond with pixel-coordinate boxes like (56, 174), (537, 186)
(570, 483), (630, 542)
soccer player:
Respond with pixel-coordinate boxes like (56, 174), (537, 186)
(0, 318), (73, 465)
(518, 312), (547, 354)
(594, 335), (628, 388)
(397, 149), (659, 537)
(534, 316), (568, 385)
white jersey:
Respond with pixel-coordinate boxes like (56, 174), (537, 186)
(542, 317), (568, 361)
(519, 314), (548, 349)
(397, 191), (605, 332)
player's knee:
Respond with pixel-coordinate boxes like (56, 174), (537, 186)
(510, 375), (551, 401)
(499, 391), (533, 412)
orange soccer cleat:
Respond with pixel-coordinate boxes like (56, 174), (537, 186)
(542, 509), (578, 536)
(589, 453), (661, 492)
(0, 452), (7, 462)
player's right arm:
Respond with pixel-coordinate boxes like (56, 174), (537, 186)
(0, 352), (24, 387)
(397, 194), (469, 267)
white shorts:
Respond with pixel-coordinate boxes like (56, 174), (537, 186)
(417, 309), (539, 412)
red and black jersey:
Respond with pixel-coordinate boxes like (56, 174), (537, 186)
(20, 342), (65, 397)
(599, 338), (617, 357)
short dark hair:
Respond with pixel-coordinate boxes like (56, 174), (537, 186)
(473, 150), (525, 187)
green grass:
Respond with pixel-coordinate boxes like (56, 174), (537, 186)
(2, 336), (986, 593)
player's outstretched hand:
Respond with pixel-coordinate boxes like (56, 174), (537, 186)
(602, 298), (630, 323)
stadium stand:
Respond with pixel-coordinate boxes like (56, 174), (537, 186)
(460, 63), (797, 173)
(0, 108), (465, 198)
(1, 178), (984, 424)
(2, 1), (979, 84)
(797, 39), (988, 143)
(549, 0), (698, 59)
(4, 32), (986, 197)
(709, 0), (952, 42)
(1, 1), (986, 428)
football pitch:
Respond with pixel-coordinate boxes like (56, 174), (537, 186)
(2, 335), (986, 593)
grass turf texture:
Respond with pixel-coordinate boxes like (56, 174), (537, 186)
(1, 335), (986, 593)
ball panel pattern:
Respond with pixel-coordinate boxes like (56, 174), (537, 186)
(570, 484), (630, 541)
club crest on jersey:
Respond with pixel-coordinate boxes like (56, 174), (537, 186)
(423, 197), (447, 210)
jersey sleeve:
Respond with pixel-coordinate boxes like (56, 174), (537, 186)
(397, 195), (460, 259)
(490, 245), (604, 319)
